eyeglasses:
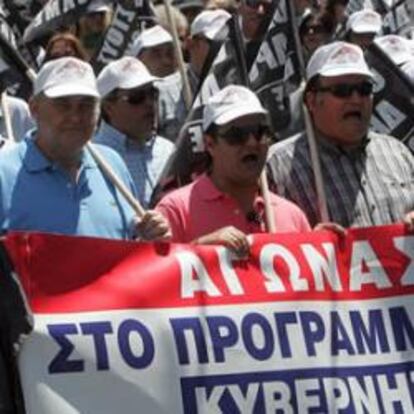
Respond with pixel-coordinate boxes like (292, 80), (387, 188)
(315, 81), (373, 98)
(216, 124), (271, 145)
(244, 0), (273, 10)
(117, 88), (158, 105)
(303, 25), (328, 35)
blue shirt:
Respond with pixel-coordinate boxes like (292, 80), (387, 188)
(0, 137), (138, 239)
(94, 121), (175, 208)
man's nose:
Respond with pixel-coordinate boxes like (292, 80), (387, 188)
(256, 3), (266, 14)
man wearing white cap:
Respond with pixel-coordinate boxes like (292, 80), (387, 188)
(156, 85), (312, 255)
(158, 9), (231, 141)
(345, 9), (381, 49)
(95, 57), (175, 208)
(267, 41), (414, 229)
(77, 0), (113, 60)
(0, 57), (170, 240)
(129, 25), (176, 78)
(239, 0), (275, 68)
(374, 35), (414, 67)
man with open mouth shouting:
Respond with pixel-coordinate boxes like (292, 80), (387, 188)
(267, 41), (414, 230)
(156, 85), (313, 258)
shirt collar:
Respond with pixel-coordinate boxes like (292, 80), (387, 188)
(198, 174), (277, 207)
(315, 130), (371, 156)
(99, 120), (156, 151)
(198, 174), (225, 201)
(22, 134), (96, 173)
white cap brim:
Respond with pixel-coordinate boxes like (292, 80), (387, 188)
(319, 66), (373, 78)
(44, 84), (100, 98)
(214, 106), (268, 126)
(116, 75), (160, 91)
(352, 24), (379, 34)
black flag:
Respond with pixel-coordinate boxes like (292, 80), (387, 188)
(365, 41), (414, 146)
(0, 11), (34, 98)
(92, 0), (156, 73)
(249, 0), (302, 132)
(150, 14), (249, 203)
(151, 0), (300, 205)
(23, 0), (95, 45)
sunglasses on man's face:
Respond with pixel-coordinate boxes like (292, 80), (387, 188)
(315, 81), (374, 98)
(117, 88), (158, 105)
(303, 24), (328, 35)
(216, 124), (271, 146)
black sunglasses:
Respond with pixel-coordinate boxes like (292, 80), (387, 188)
(117, 88), (158, 105)
(315, 81), (373, 98)
(303, 25), (328, 35)
(216, 124), (271, 145)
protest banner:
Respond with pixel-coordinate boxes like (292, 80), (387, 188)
(4, 224), (414, 412)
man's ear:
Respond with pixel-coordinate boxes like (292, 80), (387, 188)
(184, 36), (194, 52)
(28, 96), (39, 120)
(102, 100), (114, 121)
(304, 89), (316, 115)
(204, 133), (215, 155)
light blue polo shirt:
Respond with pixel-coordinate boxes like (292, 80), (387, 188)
(94, 121), (175, 208)
(0, 137), (138, 239)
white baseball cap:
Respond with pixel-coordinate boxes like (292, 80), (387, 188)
(191, 9), (231, 41)
(306, 41), (373, 81)
(97, 56), (160, 97)
(34, 57), (99, 98)
(346, 9), (381, 34)
(129, 25), (173, 57)
(375, 35), (413, 66)
(203, 85), (268, 131)
(87, 0), (112, 14)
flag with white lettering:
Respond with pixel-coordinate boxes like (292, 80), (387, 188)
(152, 14), (248, 200)
(249, 0), (302, 132)
(23, 0), (95, 44)
(8, 224), (414, 412)
(151, 3), (283, 203)
(365, 42), (414, 145)
(92, 0), (156, 73)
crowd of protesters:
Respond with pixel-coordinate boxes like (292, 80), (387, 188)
(0, 0), (414, 411)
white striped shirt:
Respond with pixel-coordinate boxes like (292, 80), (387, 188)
(267, 131), (414, 227)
